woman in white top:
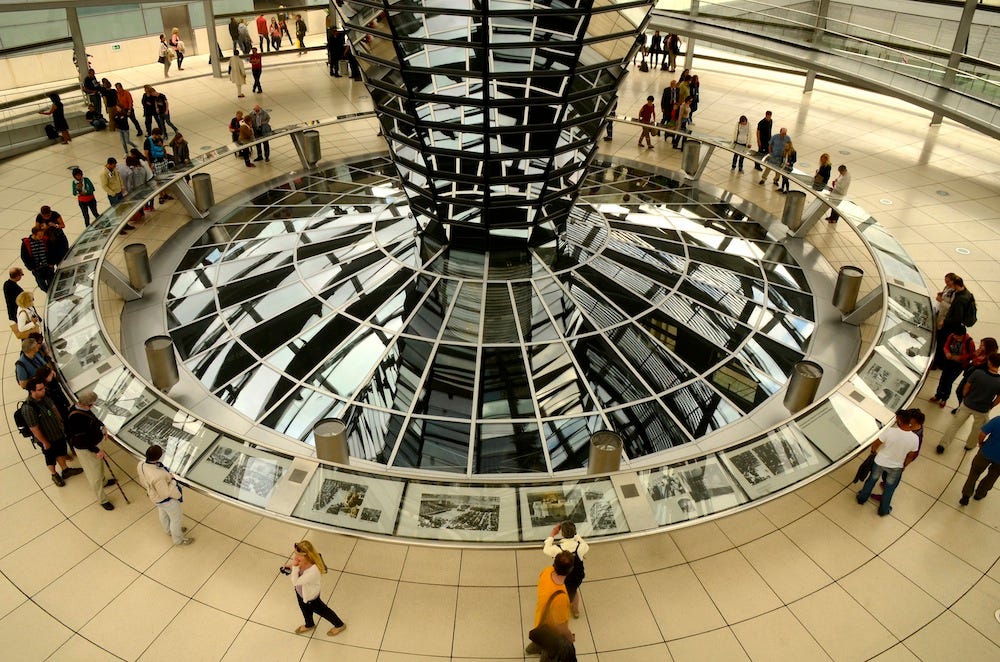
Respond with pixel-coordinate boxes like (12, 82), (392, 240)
(731, 115), (751, 173)
(283, 540), (347, 636)
(15, 291), (42, 336)
(542, 520), (589, 618)
(157, 34), (173, 78)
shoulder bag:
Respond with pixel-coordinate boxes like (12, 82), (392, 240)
(528, 589), (577, 661)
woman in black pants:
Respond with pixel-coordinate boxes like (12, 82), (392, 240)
(283, 541), (347, 637)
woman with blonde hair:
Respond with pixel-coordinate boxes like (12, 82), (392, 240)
(170, 27), (186, 70)
(283, 540), (347, 636)
(778, 140), (797, 193)
(13, 291), (42, 338)
(814, 152), (832, 191)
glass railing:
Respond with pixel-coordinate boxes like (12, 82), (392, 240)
(44, 115), (932, 546)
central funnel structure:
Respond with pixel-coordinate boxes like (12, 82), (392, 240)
(347, 0), (653, 247)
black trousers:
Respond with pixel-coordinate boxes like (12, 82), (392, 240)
(252, 69), (262, 93)
(296, 592), (344, 628)
(255, 138), (270, 160)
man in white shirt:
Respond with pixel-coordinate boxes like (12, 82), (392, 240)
(825, 164), (852, 222)
(856, 411), (919, 516)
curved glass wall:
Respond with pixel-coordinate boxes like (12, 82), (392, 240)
(346, 0), (653, 244)
(45, 116), (933, 544)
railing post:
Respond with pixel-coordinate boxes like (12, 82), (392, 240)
(932, 0), (979, 126)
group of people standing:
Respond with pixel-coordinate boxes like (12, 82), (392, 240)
(229, 105), (273, 167)
(634, 30), (683, 72)
(230, 9), (304, 56)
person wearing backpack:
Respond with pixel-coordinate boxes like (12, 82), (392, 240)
(930, 325), (975, 408)
(937, 353), (1000, 455)
(934, 275), (976, 368)
(543, 521), (589, 619)
(66, 391), (116, 510)
(21, 377), (82, 487)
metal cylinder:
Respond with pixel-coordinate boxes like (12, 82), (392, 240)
(783, 360), (824, 413)
(832, 266), (865, 314)
(123, 243), (152, 291)
(192, 172), (215, 212)
(303, 129), (321, 166)
(144, 336), (179, 392)
(682, 140), (700, 176)
(781, 190), (807, 230)
(587, 430), (623, 474)
(314, 417), (350, 464)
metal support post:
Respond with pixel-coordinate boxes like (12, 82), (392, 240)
(842, 288), (884, 325)
(165, 178), (206, 219)
(931, 0), (979, 126)
(684, 0), (699, 71)
(786, 198), (828, 238)
(204, 0), (223, 78)
(145, 336), (180, 392)
(66, 7), (89, 86)
(192, 173), (215, 212)
(832, 266), (864, 314)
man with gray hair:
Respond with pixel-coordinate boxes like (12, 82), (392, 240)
(66, 391), (116, 510)
(15, 337), (49, 389)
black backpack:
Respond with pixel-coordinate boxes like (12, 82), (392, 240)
(13, 399), (38, 445)
(964, 294), (978, 328)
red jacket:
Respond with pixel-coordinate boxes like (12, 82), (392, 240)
(256, 15), (268, 35)
(249, 53), (262, 71)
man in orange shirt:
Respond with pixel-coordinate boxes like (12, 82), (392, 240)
(525, 550), (575, 656)
(114, 83), (143, 136)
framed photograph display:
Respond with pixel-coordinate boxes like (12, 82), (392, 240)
(886, 284), (933, 331)
(86, 367), (158, 435)
(291, 466), (404, 535)
(49, 324), (114, 383)
(115, 402), (217, 475)
(853, 347), (919, 412)
(795, 392), (882, 459)
(721, 428), (826, 499)
(396, 482), (519, 542)
(62, 218), (120, 266)
(638, 456), (746, 526)
(879, 310), (933, 375)
(187, 437), (293, 508)
(518, 479), (628, 540)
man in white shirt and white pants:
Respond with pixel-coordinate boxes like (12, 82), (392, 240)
(856, 411), (919, 516)
(825, 164), (851, 222)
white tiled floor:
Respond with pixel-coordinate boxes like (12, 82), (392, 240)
(0, 46), (999, 660)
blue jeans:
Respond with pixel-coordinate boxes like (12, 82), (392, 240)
(857, 461), (903, 515)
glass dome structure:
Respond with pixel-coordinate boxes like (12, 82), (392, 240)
(166, 157), (815, 476)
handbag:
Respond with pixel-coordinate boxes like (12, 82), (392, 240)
(528, 590), (577, 661)
(812, 174), (826, 190)
(157, 55), (166, 64)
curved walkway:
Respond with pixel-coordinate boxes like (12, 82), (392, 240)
(653, 10), (1000, 140)
(1, 47), (999, 660)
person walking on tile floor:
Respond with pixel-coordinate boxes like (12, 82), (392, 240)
(930, 324), (975, 408)
(856, 409), (919, 516)
(66, 390), (116, 511)
(526, 550), (576, 658)
(951, 337), (997, 413)
(637, 95), (656, 149)
(22, 377), (83, 487)
(543, 521), (589, 619)
(284, 540), (346, 636)
(960, 413), (1000, 505)
(937, 352), (1000, 455)
(137, 444), (194, 545)
(825, 164), (852, 222)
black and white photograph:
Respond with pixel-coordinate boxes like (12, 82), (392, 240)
(887, 284), (933, 331)
(187, 437), (293, 508)
(525, 488), (586, 527)
(206, 444), (240, 468)
(418, 494), (500, 531)
(85, 368), (157, 436)
(881, 311), (933, 374)
(518, 479), (628, 539)
(721, 430), (825, 498)
(640, 457), (745, 525)
(223, 456), (285, 499)
(855, 347), (918, 412)
(115, 404), (216, 475)
(314, 479), (368, 518)
(397, 483), (518, 542)
(48, 262), (96, 301)
(292, 467), (404, 535)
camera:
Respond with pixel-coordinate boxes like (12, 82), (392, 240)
(279, 566), (291, 575)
